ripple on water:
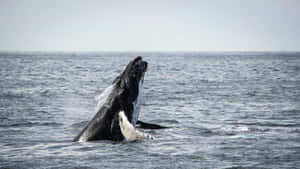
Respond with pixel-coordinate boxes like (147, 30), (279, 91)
(1, 52), (300, 168)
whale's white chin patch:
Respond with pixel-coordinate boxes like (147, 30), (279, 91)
(119, 111), (153, 142)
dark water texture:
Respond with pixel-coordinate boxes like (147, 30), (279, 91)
(1, 52), (300, 169)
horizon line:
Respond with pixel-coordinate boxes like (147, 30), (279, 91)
(1, 50), (300, 53)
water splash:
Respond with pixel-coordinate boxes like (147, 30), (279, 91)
(94, 84), (115, 113)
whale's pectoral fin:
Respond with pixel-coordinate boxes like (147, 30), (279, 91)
(119, 111), (153, 141)
(136, 120), (169, 129)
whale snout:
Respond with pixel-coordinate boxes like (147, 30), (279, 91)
(134, 56), (148, 73)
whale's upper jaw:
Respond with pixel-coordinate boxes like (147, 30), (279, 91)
(113, 56), (147, 91)
(124, 56), (147, 83)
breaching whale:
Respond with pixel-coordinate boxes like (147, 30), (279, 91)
(73, 56), (166, 142)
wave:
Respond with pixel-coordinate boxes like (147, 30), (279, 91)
(231, 122), (300, 128)
(0, 92), (26, 99)
(0, 121), (63, 128)
(71, 120), (89, 128)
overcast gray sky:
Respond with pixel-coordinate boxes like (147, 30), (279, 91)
(0, 0), (299, 51)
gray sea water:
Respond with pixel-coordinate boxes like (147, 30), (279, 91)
(1, 52), (300, 169)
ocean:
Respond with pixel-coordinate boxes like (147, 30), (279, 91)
(0, 51), (300, 169)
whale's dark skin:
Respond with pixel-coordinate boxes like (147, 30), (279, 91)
(73, 56), (166, 142)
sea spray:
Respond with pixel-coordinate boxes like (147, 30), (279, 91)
(94, 84), (115, 113)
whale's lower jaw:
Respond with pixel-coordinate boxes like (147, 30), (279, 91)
(132, 80), (143, 126)
(119, 111), (153, 142)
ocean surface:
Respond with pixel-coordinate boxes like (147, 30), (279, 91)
(0, 51), (300, 169)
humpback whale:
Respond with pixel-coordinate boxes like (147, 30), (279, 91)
(73, 56), (165, 142)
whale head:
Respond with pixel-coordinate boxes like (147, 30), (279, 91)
(109, 56), (148, 140)
(114, 56), (147, 90)
(113, 56), (147, 104)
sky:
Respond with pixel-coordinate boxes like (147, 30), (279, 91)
(0, 0), (299, 51)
